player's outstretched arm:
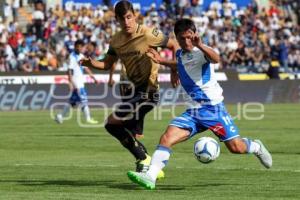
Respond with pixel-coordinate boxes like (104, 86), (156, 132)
(81, 54), (117, 71)
(81, 57), (103, 69)
(108, 63), (117, 87)
(146, 48), (179, 88)
(146, 48), (177, 71)
(165, 38), (180, 71)
(67, 69), (75, 91)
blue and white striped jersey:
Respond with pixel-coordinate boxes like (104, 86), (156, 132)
(176, 46), (224, 108)
(68, 52), (85, 89)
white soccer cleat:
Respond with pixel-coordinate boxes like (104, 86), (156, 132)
(254, 140), (272, 168)
(55, 114), (63, 124)
(135, 154), (165, 180)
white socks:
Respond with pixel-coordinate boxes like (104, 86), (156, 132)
(145, 140), (261, 181)
(82, 105), (91, 121)
(59, 104), (92, 121)
(61, 105), (70, 118)
(242, 138), (261, 154)
(147, 145), (172, 181)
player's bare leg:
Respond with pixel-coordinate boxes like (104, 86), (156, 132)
(225, 138), (272, 168)
(127, 126), (189, 189)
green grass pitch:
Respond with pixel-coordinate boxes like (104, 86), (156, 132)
(0, 104), (299, 200)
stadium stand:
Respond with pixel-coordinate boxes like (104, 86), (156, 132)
(0, 0), (299, 79)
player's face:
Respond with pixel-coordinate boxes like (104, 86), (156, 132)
(75, 44), (84, 54)
(176, 29), (194, 52)
(117, 11), (136, 34)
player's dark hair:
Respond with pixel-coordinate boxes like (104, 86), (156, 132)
(74, 39), (84, 47)
(174, 18), (197, 36)
(90, 41), (97, 48)
(114, 0), (134, 19)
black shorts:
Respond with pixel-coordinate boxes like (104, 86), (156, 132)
(113, 89), (160, 135)
(119, 83), (133, 102)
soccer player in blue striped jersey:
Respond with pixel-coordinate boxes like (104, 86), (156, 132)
(55, 39), (99, 124)
(127, 18), (272, 190)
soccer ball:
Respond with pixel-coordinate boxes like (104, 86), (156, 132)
(194, 137), (220, 164)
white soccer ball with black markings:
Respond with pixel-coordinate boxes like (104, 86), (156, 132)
(194, 137), (220, 164)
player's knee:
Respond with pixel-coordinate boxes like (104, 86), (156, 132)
(106, 114), (122, 125)
(226, 140), (247, 154)
(228, 146), (244, 154)
(160, 134), (171, 147)
(159, 131), (176, 148)
(104, 123), (114, 134)
(104, 123), (121, 138)
(105, 122), (125, 141)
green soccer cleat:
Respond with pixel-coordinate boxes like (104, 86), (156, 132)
(86, 118), (98, 124)
(254, 140), (272, 168)
(157, 169), (165, 180)
(127, 171), (156, 190)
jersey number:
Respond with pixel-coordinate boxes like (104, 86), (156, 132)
(222, 116), (232, 125)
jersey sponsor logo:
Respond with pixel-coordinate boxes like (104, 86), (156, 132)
(0, 85), (54, 110)
(230, 126), (236, 132)
(119, 51), (141, 58)
(212, 125), (223, 133)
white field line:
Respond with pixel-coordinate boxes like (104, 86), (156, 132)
(12, 163), (300, 173)
(14, 163), (119, 168)
(175, 166), (300, 173)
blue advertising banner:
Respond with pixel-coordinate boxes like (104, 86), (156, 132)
(63, 0), (163, 10)
(62, 0), (252, 13)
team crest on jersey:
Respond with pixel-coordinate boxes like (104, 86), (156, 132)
(152, 28), (160, 37)
(187, 53), (193, 60)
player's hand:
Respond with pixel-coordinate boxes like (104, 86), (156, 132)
(80, 57), (90, 66)
(170, 70), (180, 88)
(191, 33), (202, 48)
(146, 48), (162, 64)
(80, 58), (92, 67)
(80, 57), (95, 67)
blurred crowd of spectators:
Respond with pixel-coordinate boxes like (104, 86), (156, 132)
(0, 0), (299, 75)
